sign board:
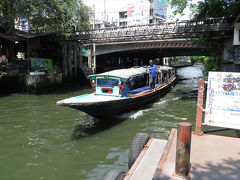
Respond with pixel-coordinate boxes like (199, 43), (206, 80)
(127, 0), (150, 26)
(153, 0), (167, 20)
(205, 71), (240, 129)
(30, 58), (53, 72)
(19, 17), (30, 33)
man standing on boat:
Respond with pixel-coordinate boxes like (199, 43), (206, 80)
(147, 60), (158, 89)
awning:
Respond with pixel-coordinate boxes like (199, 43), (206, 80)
(0, 32), (25, 42)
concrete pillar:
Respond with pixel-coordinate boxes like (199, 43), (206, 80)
(88, 47), (92, 69)
(93, 43), (96, 74)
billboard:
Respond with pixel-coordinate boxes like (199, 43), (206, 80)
(153, 0), (167, 20)
(126, 0), (150, 26)
(204, 71), (240, 129)
(30, 58), (53, 72)
(19, 17), (30, 33)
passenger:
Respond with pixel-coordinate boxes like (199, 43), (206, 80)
(147, 60), (158, 89)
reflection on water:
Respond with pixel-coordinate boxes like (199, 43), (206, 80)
(0, 65), (205, 180)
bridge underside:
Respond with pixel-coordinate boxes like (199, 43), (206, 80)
(95, 40), (214, 57)
(110, 47), (213, 57)
(93, 47), (213, 73)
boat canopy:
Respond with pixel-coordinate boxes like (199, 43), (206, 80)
(88, 66), (174, 81)
(88, 67), (147, 80)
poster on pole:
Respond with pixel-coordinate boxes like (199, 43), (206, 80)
(205, 71), (240, 129)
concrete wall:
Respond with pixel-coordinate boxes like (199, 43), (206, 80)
(25, 72), (62, 90)
(221, 63), (240, 72)
(223, 38), (234, 62)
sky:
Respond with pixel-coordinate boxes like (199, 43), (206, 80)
(83, 0), (196, 22)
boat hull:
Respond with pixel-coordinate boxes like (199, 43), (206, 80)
(66, 77), (177, 117)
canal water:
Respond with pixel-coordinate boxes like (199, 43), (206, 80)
(1, 65), (203, 180)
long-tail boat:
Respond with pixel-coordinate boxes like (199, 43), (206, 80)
(57, 66), (176, 117)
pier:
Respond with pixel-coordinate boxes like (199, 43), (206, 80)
(122, 78), (240, 180)
(123, 128), (240, 180)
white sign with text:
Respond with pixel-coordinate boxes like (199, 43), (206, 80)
(205, 71), (240, 129)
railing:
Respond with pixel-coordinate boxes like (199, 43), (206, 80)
(72, 17), (233, 44)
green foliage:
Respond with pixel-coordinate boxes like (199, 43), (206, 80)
(0, 0), (92, 35)
(202, 56), (221, 71)
(169, 0), (189, 16)
(192, 0), (240, 19)
(169, 0), (240, 72)
(189, 56), (221, 71)
(169, 0), (240, 19)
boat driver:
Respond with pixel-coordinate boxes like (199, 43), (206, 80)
(147, 60), (158, 89)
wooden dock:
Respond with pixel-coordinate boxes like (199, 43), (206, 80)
(124, 129), (240, 180)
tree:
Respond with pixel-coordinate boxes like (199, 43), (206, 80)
(0, 0), (92, 34)
(169, 0), (240, 20)
(169, 0), (240, 72)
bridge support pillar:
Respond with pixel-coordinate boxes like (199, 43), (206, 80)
(88, 44), (96, 74)
(93, 43), (96, 74)
(88, 47), (92, 69)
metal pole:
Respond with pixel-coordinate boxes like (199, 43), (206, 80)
(175, 122), (192, 177)
(92, 4), (96, 74)
(195, 80), (205, 135)
(104, 0), (106, 21)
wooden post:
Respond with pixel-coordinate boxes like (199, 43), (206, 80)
(175, 122), (192, 177)
(61, 41), (68, 79)
(79, 43), (83, 68)
(27, 39), (30, 73)
(194, 80), (205, 135)
(67, 41), (72, 80)
(73, 41), (77, 76)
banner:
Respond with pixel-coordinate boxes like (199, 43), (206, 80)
(19, 17), (30, 33)
(30, 58), (53, 72)
(153, 0), (167, 20)
(127, 0), (150, 26)
(205, 71), (240, 129)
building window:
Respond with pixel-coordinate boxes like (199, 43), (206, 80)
(119, 11), (127, 19)
(239, 29), (240, 41)
(150, 8), (153, 16)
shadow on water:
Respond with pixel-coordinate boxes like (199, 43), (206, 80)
(174, 88), (198, 100)
(72, 116), (125, 139)
(29, 81), (91, 95)
(0, 79), (91, 96)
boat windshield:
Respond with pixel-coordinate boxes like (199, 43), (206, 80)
(97, 78), (119, 88)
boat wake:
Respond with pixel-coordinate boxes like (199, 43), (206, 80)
(153, 97), (180, 106)
(114, 97), (181, 119)
(114, 108), (153, 119)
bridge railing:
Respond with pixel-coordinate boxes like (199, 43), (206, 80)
(73, 17), (233, 43)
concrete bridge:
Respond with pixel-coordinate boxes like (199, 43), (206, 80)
(68, 17), (234, 75)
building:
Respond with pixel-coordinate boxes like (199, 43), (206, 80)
(233, 16), (240, 62)
(118, 0), (167, 27)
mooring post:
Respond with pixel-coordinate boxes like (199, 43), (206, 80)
(175, 122), (192, 177)
(194, 80), (205, 135)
